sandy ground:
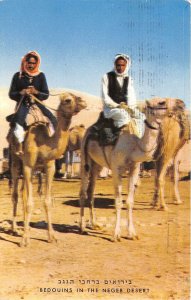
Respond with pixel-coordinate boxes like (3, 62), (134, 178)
(0, 173), (190, 300)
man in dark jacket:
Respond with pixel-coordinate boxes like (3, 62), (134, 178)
(9, 50), (57, 154)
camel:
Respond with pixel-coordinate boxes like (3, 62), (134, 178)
(151, 98), (190, 210)
(79, 98), (169, 242)
(37, 124), (86, 194)
(8, 92), (87, 247)
(64, 124), (86, 178)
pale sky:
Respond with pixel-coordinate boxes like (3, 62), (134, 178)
(0, 0), (190, 107)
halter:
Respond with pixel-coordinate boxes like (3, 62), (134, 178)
(144, 119), (159, 130)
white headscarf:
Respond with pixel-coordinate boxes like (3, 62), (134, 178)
(114, 53), (131, 77)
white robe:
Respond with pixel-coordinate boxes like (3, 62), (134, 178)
(101, 73), (145, 136)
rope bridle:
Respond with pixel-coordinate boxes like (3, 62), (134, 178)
(30, 95), (59, 112)
(135, 118), (161, 155)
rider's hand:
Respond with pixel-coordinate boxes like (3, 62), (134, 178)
(29, 86), (39, 95)
(118, 102), (128, 110)
(118, 102), (135, 117)
(20, 89), (28, 96)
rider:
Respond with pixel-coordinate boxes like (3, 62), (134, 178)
(8, 51), (57, 154)
(101, 53), (144, 137)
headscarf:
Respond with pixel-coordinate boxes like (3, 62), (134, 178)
(114, 53), (131, 77)
(20, 51), (41, 77)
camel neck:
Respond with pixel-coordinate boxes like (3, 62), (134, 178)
(46, 116), (72, 160)
(137, 121), (159, 159)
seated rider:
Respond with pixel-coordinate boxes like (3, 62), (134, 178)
(8, 50), (57, 155)
(101, 53), (144, 137)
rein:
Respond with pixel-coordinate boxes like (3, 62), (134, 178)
(31, 95), (59, 112)
(144, 119), (159, 130)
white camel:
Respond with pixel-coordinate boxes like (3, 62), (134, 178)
(79, 99), (168, 241)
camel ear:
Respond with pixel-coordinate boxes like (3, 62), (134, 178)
(140, 100), (150, 113)
(76, 96), (85, 103)
(175, 99), (185, 110)
(137, 102), (146, 113)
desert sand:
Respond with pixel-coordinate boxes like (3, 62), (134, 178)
(0, 172), (190, 300)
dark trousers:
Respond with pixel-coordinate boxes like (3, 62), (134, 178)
(14, 102), (57, 129)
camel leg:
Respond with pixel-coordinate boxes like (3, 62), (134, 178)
(126, 162), (140, 240)
(64, 151), (70, 178)
(70, 151), (74, 178)
(37, 171), (43, 197)
(20, 165), (33, 247)
(112, 167), (123, 242)
(173, 160), (182, 204)
(45, 161), (57, 243)
(87, 163), (101, 229)
(153, 161), (169, 211)
(11, 157), (21, 233)
(79, 159), (92, 233)
(151, 160), (162, 208)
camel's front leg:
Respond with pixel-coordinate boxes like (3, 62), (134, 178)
(126, 162), (140, 240)
(20, 165), (33, 247)
(45, 161), (57, 243)
(151, 167), (159, 208)
(157, 162), (169, 211)
(112, 169), (123, 242)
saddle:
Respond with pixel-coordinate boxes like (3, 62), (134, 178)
(87, 112), (119, 146)
(25, 105), (49, 127)
(6, 104), (51, 128)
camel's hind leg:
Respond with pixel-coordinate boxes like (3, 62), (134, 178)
(79, 160), (90, 233)
(126, 162), (140, 240)
(173, 159), (182, 204)
(87, 162), (102, 229)
(20, 165), (33, 247)
(112, 166), (123, 242)
(44, 161), (57, 243)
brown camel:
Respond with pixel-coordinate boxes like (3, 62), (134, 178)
(64, 124), (86, 178)
(9, 92), (87, 247)
(151, 98), (190, 210)
(79, 98), (168, 242)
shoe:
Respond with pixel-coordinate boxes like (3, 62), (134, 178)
(15, 142), (24, 157)
(54, 172), (65, 179)
(15, 150), (24, 157)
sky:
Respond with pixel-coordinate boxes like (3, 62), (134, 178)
(0, 0), (190, 107)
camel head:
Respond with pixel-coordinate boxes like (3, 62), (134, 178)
(142, 98), (169, 128)
(57, 93), (87, 119)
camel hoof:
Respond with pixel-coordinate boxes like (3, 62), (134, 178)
(79, 227), (88, 235)
(174, 201), (183, 205)
(157, 206), (168, 211)
(127, 234), (139, 240)
(48, 235), (57, 243)
(92, 224), (103, 230)
(150, 201), (157, 208)
(112, 235), (121, 242)
(87, 223), (103, 230)
(19, 237), (30, 247)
